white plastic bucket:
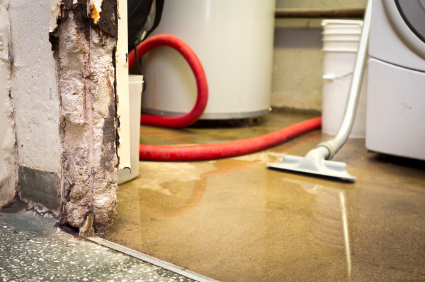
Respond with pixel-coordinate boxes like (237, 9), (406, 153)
(322, 40), (361, 52)
(321, 20), (367, 138)
(141, 0), (275, 120)
(322, 29), (361, 41)
(118, 75), (143, 184)
(321, 20), (363, 31)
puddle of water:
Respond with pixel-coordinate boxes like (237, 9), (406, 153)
(136, 162), (216, 195)
(105, 112), (425, 281)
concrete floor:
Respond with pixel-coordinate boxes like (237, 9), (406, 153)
(0, 209), (195, 281)
(104, 111), (425, 282)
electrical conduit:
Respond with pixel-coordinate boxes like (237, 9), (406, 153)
(128, 34), (322, 161)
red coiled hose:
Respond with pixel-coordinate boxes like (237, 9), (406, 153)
(129, 35), (322, 161)
(139, 118), (321, 161)
(128, 34), (208, 128)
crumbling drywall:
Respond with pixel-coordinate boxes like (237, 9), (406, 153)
(54, 0), (119, 233)
(0, 0), (16, 209)
(3, 0), (119, 230)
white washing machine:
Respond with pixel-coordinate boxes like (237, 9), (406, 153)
(367, 0), (425, 160)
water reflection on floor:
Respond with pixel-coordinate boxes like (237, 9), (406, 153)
(104, 112), (425, 281)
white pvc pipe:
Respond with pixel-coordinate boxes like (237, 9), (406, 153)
(116, 0), (131, 170)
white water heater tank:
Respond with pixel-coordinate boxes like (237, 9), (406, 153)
(141, 0), (276, 120)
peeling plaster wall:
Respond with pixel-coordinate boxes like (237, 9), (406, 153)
(0, 0), (16, 208)
(6, 0), (119, 232)
(56, 1), (118, 233)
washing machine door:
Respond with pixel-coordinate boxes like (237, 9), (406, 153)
(383, 0), (425, 60)
(395, 0), (425, 43)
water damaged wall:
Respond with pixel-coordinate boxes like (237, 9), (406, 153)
(0, 0), (16, 209)
(52, 0), (119, 234)
(1, 0), (120, 234)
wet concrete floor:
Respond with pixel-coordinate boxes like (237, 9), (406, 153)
(104, 111), (425, 281)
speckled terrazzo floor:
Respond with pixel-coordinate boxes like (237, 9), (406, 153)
(0, 210), (194, 282)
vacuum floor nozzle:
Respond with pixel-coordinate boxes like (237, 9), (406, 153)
(268, 154), (356, 181)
